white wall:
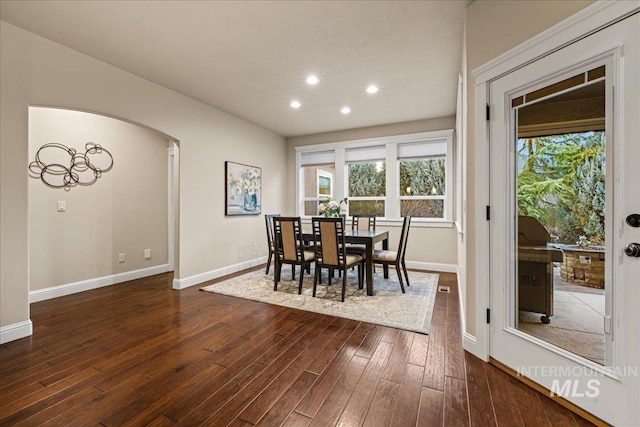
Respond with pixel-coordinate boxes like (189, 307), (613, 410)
(28, 107), (169, 291)
(0, 21), (286, 337)
(286, 117), (459, 269)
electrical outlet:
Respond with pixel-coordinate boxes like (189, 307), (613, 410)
(144, 249), (151, 259)
(118, 253), (125, 263)
(253, 243), (258, 251)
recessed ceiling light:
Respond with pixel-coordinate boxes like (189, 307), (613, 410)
(341, 106), (351, 115)
(290, 100), (301, 109)
(306, 75), (319, 85)
(366, 85), (379, 94)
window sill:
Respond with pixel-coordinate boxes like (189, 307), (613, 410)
(377, 218), (454, 228)
(300, 217), (454, 229)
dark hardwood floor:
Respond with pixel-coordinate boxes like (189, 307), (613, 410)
(0, 269), (596, 426)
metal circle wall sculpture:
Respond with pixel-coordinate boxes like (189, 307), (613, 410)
(29, 143), (114, 190)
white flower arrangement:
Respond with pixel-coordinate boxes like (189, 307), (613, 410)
(319, 197), (348, 217)
(228, 167), (261, 200)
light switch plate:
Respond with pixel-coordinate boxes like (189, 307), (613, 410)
(57, 201), (66, 212)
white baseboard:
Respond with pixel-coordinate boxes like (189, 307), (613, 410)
(406, 261), (457, 273)
(173, 256), (268, 290)
(0, 320), (33, 344)
(464, 332), (478, 355)
(29, 264), (171, 303)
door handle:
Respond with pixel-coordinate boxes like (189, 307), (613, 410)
(624, 243), (640, 258)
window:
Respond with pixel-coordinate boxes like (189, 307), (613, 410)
(296, 130), (454, 223)
(300, 151), (336, 216)
(346, 146), (386, 216)
(399, 158), (445, 218)
(317, 170), (332, 197)
(301, 164), (335, 216)
(347, 161), (386, 216)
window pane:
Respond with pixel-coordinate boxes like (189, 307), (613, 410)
(303, 165), (335, 198)
(350, 200), (385, 217)
(399, 158), (445, 196)
(318, 175), (331, 195)
(348, 162), (386, 197)
(401, 199), (444, 218)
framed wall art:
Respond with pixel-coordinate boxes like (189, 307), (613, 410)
(225, 161), (261, 215)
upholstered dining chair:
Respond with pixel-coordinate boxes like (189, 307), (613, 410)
(372, 216), (411, 293)
(264, 214), (280, 274)
(346, 215), (376, 257)
(312, 217), (364, 302)
(272, 216), (315, 294)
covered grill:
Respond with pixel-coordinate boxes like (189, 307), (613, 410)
(517, 215), (563, 324)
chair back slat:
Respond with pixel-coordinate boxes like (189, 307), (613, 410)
(265, 214), (280, 248)
(397, 216), (412, 260)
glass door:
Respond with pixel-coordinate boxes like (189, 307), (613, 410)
(514, 73), (607, 365)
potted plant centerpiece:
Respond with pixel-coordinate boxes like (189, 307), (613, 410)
(318, 197), (348, 217)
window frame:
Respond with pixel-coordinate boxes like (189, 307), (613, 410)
(398, 156), (447, 219)
(346, 158), (386, 217)
(299, 164), (335, 217)
(295, 130), (454, 226)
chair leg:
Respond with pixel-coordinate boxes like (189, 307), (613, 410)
(358, 262), (364, 289)
(395, 263), (406, 293)
(266, 251), (272, 274)
(313, 266), (319, 297)
(274, 260), (282, 291)
(341, 270), (347, 302)
(328, 269), (332, 286)
(291, 265), (296, 281)
(298, 266), (304, 294)
(402, 261), (410, 287)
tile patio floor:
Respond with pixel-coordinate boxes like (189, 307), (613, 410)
(518, 267), (605, 365)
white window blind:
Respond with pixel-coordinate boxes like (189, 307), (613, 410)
(345, 146), (386, 162)
(301, 151), (335, 166)
(397, 140), (447, 159)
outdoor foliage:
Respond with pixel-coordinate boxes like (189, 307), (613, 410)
(346, 159), (447, 218)
(517, 131), (605, 245)
(399, 158), (445, 196)
(348, 163), (385, 196)
(348, 162), (385, 216)
(399, 158), (446, 218)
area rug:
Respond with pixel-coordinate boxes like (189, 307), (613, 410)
(200, 267), (439, 334)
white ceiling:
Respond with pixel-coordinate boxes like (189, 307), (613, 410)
(0, 1), (468, 137)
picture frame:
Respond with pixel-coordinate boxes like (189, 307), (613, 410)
(225, 161), (262, 215)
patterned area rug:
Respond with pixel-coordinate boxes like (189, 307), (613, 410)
(200, 267), (439, 334)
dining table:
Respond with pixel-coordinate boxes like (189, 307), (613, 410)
(302, 228), (389, 296)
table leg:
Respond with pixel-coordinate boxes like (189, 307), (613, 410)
(366, 240), (374, 296)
